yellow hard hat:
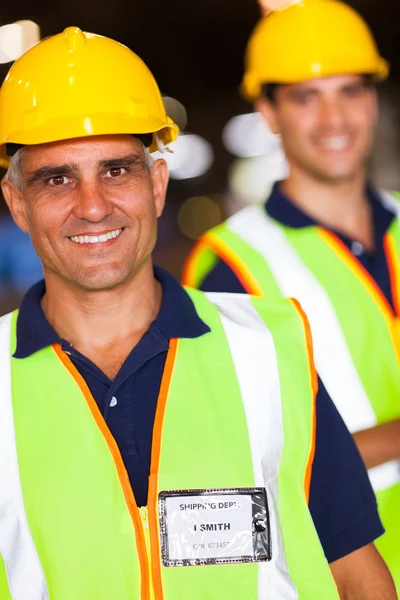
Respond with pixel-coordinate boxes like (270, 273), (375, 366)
(241, 0), (389, 101)
(0, 26), (179, 164)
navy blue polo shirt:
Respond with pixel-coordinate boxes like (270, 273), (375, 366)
(14, 266), (383, 564)
(201, 182), (396, 309)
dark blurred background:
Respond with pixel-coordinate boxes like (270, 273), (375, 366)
(0, 0), (399, 312)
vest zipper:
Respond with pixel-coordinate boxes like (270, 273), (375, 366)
(139, 506), (155, 600)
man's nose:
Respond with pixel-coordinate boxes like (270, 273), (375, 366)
(319, 97), (346, 130)
(72, 181), (113, 222)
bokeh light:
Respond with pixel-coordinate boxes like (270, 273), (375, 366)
(228, 155), (289, 205)
(153, 133), (214, 180)
(178, 196), (222, 239)
(222, 112), (279, 158)
(162, 96), (188, 132)
(0, 21), (40, 64)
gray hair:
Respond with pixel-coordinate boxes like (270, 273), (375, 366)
(4, 147), (24, 190)
(4, 140), (155, 190)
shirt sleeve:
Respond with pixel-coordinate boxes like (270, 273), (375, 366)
(199, 259), (247, 293)
(309, 377), (384, 563)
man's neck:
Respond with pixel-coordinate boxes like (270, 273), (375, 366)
(41, 261), (162, 379)
(280, 166), (375, 250)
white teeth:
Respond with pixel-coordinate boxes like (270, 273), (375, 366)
(319, 136), (350, 151)
(70, 228), (123, 244)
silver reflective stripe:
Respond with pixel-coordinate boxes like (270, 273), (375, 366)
(379, 190), (400, 220)
(369, 460), (400, 492)
(205, 293), (298, 600)
(227, 205), (400, 491)
(0, 313), (50, 600)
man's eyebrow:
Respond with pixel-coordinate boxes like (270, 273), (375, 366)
(99, 154), (145, 168)
(26, 164), (78, 186)
(290, 86), (317, 95)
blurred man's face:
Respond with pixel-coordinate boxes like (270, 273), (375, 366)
(2, 134), (169, 291)
(257, 74), (378, 183)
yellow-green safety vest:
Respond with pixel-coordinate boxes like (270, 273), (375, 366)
(183, 190), (400, 590)
(0, 290), (339, 599)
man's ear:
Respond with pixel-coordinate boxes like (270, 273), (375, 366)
(1, 178), (29, 232)
(151, 158), (169, 218)
(255, 97), (280, 135)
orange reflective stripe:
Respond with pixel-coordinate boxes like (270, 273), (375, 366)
(319, 228), (393, 315)
(184, 233), (264, 296)
(181, 239), (207, 287)
(288, 299), (317, 504)
(318, 228), (400, 365)
(384, 232), (400, 316)
(148, 338), (179, 600)
(51, 343), (150, 600)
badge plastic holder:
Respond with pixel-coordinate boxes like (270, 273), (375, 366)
(159, 487), (271, 567)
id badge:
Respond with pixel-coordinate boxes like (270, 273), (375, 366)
(159, 487), (271, 567)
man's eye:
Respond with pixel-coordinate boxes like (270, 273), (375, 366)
(48, 175), (70, 186)
(343, 85), (364, 98)
(105, 167), (127, 178)
(292, 92), (314, 104)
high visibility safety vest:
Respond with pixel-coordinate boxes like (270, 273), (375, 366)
(0, 290), (339, 600)
(183, 190), (400, 587)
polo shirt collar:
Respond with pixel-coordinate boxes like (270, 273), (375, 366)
(265, 181), (395, 234)
(14, 266), (210, 359)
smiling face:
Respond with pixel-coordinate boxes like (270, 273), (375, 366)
(257, 74), (378, 184)
(2, 134), (169, 291)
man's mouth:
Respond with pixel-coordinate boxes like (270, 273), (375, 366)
(69, 228), (124, 245)
(316, 136), (351, 151)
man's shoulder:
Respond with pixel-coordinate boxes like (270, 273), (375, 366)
(187, 285), (291, 307)
(187, 287), (308, 334)
(192, 205), (268, 247)
(211, 203), (271, 237)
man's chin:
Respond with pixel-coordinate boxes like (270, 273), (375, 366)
(306, 162), (360, 184)
(66, 267), (133, 292)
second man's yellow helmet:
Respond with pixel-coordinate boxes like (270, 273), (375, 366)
(241, 0), (389, 101)
(0, 27), (179, 162)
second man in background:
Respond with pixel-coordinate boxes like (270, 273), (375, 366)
(183, 0), (400, 590)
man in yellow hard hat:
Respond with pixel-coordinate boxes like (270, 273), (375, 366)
(183, 0), (400, 591)
(0, 25), (396, 600)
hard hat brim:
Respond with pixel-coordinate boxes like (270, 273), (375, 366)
(0, 113), (180, 166)
(241, 58), (390, 102)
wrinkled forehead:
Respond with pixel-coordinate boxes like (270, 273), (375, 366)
(21, 134), (146, 171)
